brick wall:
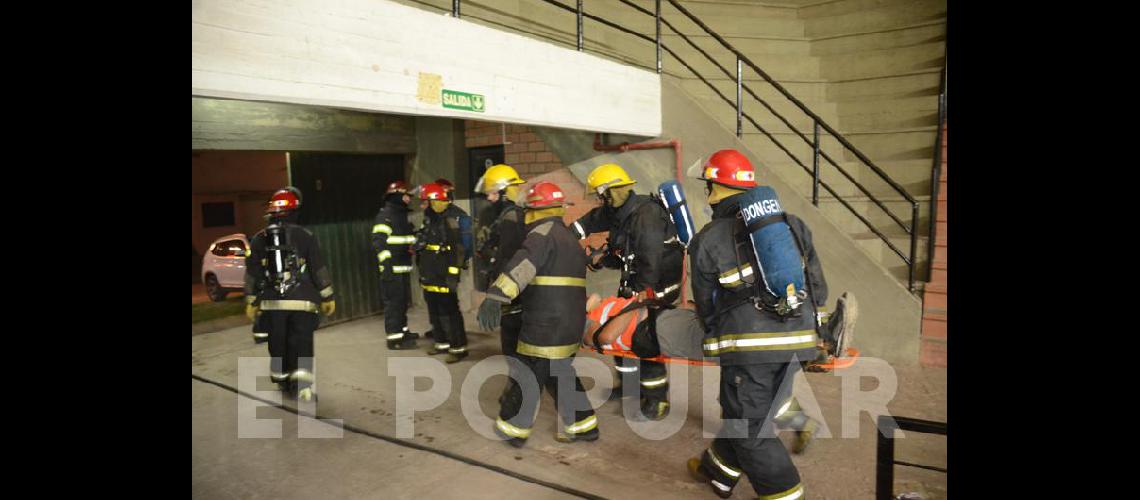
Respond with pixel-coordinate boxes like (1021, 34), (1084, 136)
(464, 120), (607, 249)
(920, 124), (947, 367)
(464, 120), (566, 177)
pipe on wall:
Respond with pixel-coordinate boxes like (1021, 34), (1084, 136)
(592, 133), (688, 303)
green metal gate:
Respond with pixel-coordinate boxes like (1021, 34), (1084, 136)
(288, 152), (404, 325)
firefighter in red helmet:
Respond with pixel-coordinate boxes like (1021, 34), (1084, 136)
(415, 182), (470, 363)
(372, 180), (419, 350)
(485, 181), (598, 447)
(685, 149), (829, 499)
(244, 187), (336, 402)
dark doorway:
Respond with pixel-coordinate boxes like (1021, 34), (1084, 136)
(288, 152), (404, 324)
(468, 145), (504, 291)
(467, 145), (504, 221)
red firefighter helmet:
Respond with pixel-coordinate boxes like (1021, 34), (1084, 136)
(434, 178), (455, 192)
(386, 180), (409, 194)
(418, 182), (451, 201)
(524, 181), (570, 209)
(266, 187), (302, 214)
(697, 149), (757, 189)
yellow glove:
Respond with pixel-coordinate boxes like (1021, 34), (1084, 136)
(321, 300), (336, 317)
(246, 304), (259, 321)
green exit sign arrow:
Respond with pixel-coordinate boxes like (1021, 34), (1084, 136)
(441, 89), (485, 113)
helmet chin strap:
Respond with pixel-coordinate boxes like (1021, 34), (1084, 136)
(267, 210), (300, 224)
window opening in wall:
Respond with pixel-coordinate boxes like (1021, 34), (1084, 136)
(201, 201), (236, 228)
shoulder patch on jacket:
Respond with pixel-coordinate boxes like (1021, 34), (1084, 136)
(530, 221), (555, 236)
(502, 207), (521, 222)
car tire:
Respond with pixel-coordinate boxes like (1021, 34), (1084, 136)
(205, 274), (228, 302)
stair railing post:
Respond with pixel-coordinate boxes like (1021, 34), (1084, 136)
(876, 416), (897, 500)
(909, 202), (919, 292)
(452, 0), (459, 18)
(735, 57), (742, 138)
(576, 0), (584, 51)
(812, 120), (820, 206)
(655, 0), (662, 73)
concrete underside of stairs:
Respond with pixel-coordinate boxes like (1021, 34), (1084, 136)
(534, 75), (921, 365)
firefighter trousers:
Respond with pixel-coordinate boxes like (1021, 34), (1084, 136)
(495, 354), (598, 441)
(500, 308), (522, 358)
(380, 273), (410, 337)
(265, 310), (319, 389)
(424, 288), (467, 355)
(699, 362), (804, 498)
(614, 357), (669, 402)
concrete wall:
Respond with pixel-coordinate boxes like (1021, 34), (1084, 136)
(406, 117), (472, 312)
(192, 0), (661, 136)
(192, 97), (417, 154)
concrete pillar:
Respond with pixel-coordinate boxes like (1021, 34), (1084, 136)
(408, 117), (476, 314)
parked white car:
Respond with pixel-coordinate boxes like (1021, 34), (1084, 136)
(201, 233), (249, 302)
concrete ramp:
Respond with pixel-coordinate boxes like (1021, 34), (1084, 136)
(534, 76), (921, 365)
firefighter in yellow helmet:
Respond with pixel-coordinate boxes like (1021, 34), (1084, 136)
(571, 163), (685, 421)
(474, 165), (528, 359)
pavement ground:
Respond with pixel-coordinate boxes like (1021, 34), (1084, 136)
(192, 306), (947, 499)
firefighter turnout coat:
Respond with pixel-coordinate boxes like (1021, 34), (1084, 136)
(688, 192), (827, 365)
(485, 216), (589, 359)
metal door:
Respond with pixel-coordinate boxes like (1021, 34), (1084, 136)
(288, 152), (404, 324)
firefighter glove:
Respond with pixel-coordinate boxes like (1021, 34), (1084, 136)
(321, 300), (336, 317)
(477, 297), (502, 331)
(246, 304), (259, 322)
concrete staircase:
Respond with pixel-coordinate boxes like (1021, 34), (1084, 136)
(390, 0), (944, 290)
(530, 75), (923, 364)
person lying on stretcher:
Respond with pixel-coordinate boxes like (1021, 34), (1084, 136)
(580, 292), (858, 370)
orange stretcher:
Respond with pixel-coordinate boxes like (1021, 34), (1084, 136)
(582, 345), (860, 371)
(583, 295), (859, 371)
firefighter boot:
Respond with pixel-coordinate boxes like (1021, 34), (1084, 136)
(640, 396), (670, 421)
(297, 386), (318, 403)
(270, 372), (290, 392)
(556, 415), (600, 443)
(792, 418), (819, 455)
(493, 424), (528, 448)
(555, 427), (600, 443)
(388, 334), (418, 350)
(688, 458), (733, 499)
(445, 348), (469, 364)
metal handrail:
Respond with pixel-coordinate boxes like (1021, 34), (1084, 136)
(427, 0), (930, 291)
(648, 11), (913, 235)
(664, 0), (916, 206)
(876, 415), (947, 500)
